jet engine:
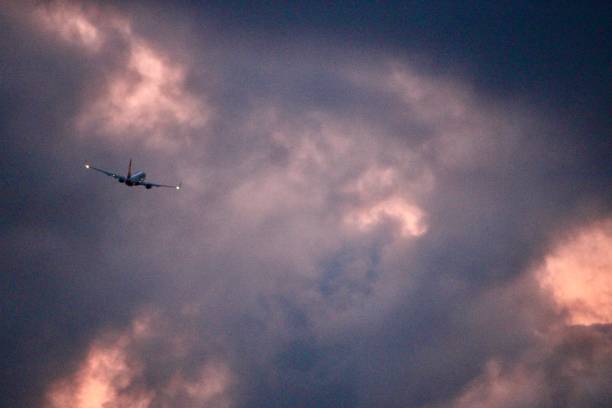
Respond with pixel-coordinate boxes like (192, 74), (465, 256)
(145, 184), (152, 189)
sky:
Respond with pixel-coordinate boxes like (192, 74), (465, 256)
(1, 1), (611, 407)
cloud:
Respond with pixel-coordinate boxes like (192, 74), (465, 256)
(433, 218), (612, 408)
(34, 1), (108, 52)
(447, 360), (543, 408)
(1, 1), (611, 407)
(33, 0), (209, 150)
(46, 338), (153, 408)
(45, 310), (233, 408)
(346, 196), (427, 237)
(440, 324), (612, 408)
(537, 218), (612, 325)
(77, 39), (209, 149)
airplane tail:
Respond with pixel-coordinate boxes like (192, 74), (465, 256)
(127, 159), (132, 179)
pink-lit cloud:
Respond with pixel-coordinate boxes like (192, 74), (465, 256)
(164, 362), (233, 408)
(5, 1), (610, 407)
(439, 323), (612, 408)
(78, 39), (209, 149)
(537, 218), (612, 325)
(33, 1), (209, 150)
(434, 256), (612, 408)
(45, 318), (153, 408)
(45, 310), (233, 408)
(34, 1), (107, 52)
(346, 196), (427, 237)
(448, 360), (543, 408)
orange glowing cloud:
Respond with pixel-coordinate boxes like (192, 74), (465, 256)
(45, 338), (152, 408)
(537, 218), (612, 325)
(45, 311), (233, 407)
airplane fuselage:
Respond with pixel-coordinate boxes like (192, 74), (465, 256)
(124, 171), (146, 186)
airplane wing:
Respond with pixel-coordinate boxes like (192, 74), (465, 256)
(84, 162), (123, 180)
(135, 180), (182, 190)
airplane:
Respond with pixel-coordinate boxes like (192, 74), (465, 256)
(84, 159), (181, 190)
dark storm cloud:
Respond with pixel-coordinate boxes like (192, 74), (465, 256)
(1, 1), (611, 407)
(144, 1), (611, 123)
(1, 10), (104, 407)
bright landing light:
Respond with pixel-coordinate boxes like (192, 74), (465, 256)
(85, 163), (90, 169)
(176, 185), (180, 190)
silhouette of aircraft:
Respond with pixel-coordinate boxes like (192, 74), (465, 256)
(85, 159), (181, 190)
